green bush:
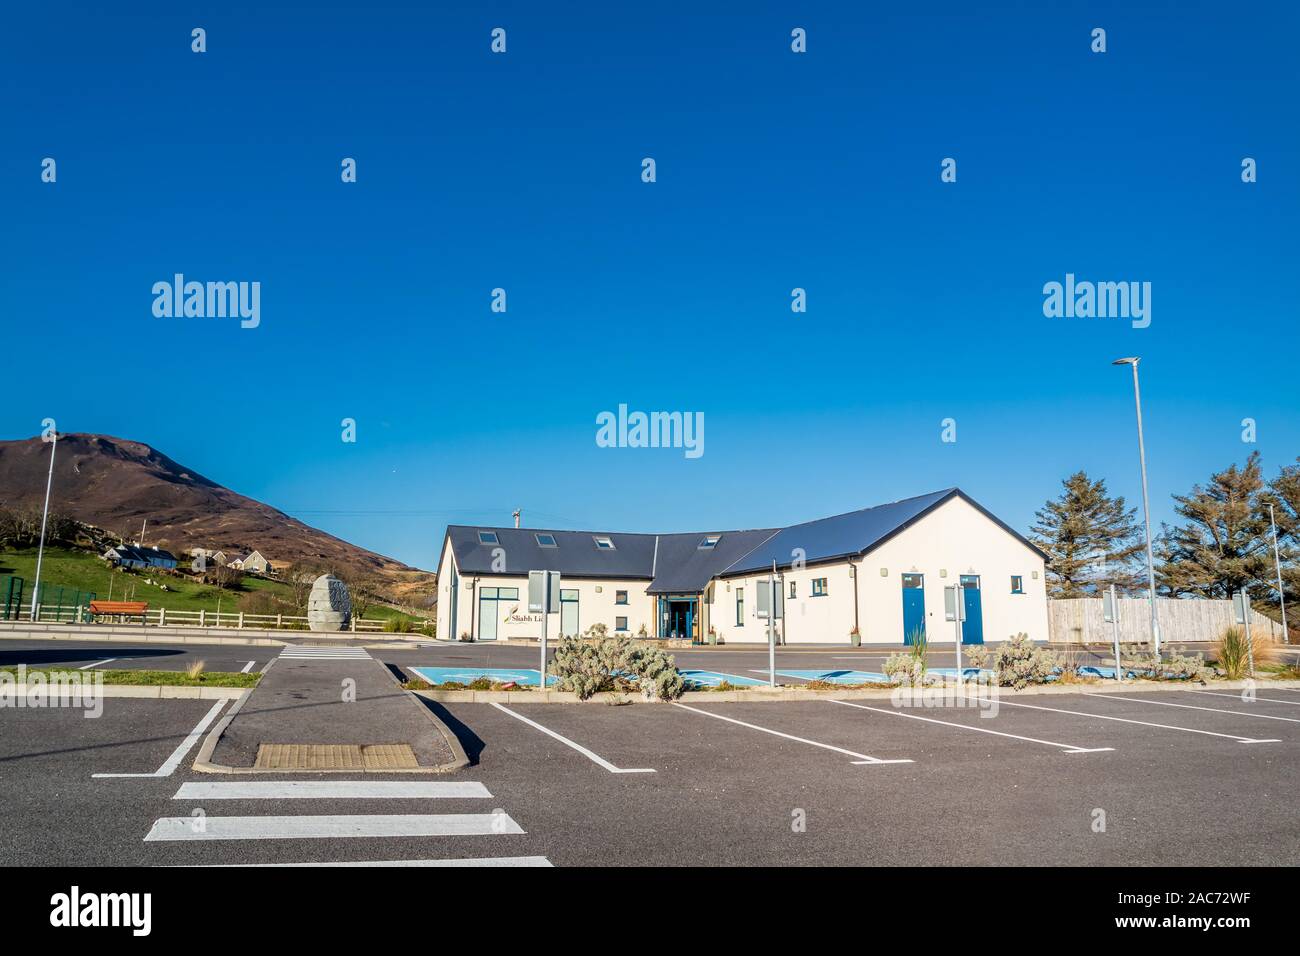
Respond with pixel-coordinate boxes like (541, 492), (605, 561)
(1152, 646), (1213, 681)
(993, 633), (1058, 689)
(883, 652), (926, 686)
(963, 644), (990, 669)
(384, 617), (414, 633)
(1214, 627), (1253, 680)
(550, 633), (684, 700)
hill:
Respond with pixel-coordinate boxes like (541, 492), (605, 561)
(0, 434), (434, 600)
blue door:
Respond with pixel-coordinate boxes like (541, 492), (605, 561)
(960, 575), (983, 644)
(901, 574), (926, 644)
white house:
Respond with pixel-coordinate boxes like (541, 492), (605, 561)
(101, 544), (178, 571)
(435, 489), (1048, 646)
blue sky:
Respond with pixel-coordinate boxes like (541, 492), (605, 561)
(2, 2), (1296, 570)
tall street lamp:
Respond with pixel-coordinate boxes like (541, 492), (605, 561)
(30, 430), (59, 622)
(1113, 357), (1161, 656)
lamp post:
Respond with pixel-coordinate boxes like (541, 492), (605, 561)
(1112, 357), (1160, 657)
(30, 431), (58, 622)
(1269, 502), (1289, 644)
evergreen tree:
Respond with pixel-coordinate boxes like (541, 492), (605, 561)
(1030, 471), (1144, 597)
(1261, 457), (1300, 627)
(1158, 451), (1275, 599)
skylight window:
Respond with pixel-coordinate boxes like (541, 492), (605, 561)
(477, 531), (499, 545)
(593, 535), (616, 550)
(698, 535), (721, 550)
(535, 533), (557, 548)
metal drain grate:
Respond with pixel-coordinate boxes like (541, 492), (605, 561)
(254, 744), (419, 770)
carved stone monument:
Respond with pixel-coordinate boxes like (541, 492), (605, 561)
(307, 573), (352, 632)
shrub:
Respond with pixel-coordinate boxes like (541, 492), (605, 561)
(1151, 645), (1213, 682)
(384, 617), (414, 633)
(993, 633), (1058, 689)
(963, 644), (990, 669)
(551, 634), (684, 700)
(883, 652), (926, 686)
(1213, 626), (1272, 680)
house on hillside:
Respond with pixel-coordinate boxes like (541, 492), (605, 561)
(231, 550), (273, 574)
(436, 488), (1048, 646)
(102, 544), (178, 571)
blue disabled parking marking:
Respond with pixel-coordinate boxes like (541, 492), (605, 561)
(928, 667), (996, 682)
(412, 666), (559, 688)
(677, 670), (768, 688)
(770, 669), (892, 685)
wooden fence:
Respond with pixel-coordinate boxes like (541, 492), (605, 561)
(17, 602), (429, 634)
(1047, 597), (1291, 645)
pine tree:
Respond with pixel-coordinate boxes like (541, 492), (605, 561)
(1030, 471), (1145, 597)
(1261, 457), (1300, 629)
(1158, 451), (1275, 599)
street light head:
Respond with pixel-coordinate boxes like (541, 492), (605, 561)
(1112, 356), (1140, 366)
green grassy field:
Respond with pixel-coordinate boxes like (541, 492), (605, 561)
(0, 546), (424, 625)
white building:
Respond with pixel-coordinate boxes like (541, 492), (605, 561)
(435, 489), (1048, 646)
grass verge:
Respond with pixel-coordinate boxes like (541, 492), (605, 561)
(0, 666), (261, 688)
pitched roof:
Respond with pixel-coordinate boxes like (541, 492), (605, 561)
(646, 529), (778, 593)
(446, 527), (658, 579)
(721, 489), (954, 575)
(443, 488), (1044, 590)
(111, 544), (177, 563)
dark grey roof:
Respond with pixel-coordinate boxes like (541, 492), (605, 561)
(446, 526), (658, 578)
(647, 529), (778, 594)
(443, 488), (1044, 589)
(721, 488), (1046, 575)
(115, 544), (177, 563)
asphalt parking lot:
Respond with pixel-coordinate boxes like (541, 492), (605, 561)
(0, 639), (269, 673)
(3, 655), (1297, 866)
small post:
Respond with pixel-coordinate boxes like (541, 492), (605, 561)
(1105, 585), (1122, 683)
(199, 608), (205, 627)
(238, 611), (244, 629)
(1241, 590), (1255, 678)
(159, 606), (166, 627)
(767, 561), (777, 688)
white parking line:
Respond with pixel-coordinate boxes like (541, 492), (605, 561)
(79, 658), (116, 670)
(185, 856), (553, 867)
(1187, 689), (1300, 707)
(240, 661), (255, 673)
(827, 699), (1112, 754)
(990, 698), (1280, 744)
(490, 703), (655, 774)
(144, 813), (524, 841)
(173, 781), (492, 800)
(93, 699), (228, 778)
(672, 702), (913, 764)
(1088, 693), (1300, 724)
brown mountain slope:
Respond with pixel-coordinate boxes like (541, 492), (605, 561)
(0, 434), (433, 592)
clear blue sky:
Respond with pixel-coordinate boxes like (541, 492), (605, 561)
(2, 2), (1296, 570)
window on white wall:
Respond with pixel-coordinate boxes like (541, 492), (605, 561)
(615, 616), (628, 631)
(812, 577), (827, 597)
(1011, 575), (1024, 594)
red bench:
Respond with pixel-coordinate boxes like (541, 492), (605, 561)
(89, 600), (149, 623)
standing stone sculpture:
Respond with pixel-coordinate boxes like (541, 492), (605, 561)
(307, 573), (352, 632)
